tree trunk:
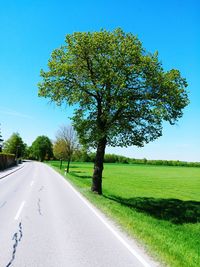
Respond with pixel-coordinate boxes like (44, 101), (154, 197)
(60, 159), (63, 169)
(67, 157), (70, 173)
(92, 137), (107, 195)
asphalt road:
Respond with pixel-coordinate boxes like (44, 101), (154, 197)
(0, 161), (157, 267)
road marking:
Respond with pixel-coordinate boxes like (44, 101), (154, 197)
(14, 201), (25, 221)
(30, 181), (34, 187)
(53, 168), (152, 267)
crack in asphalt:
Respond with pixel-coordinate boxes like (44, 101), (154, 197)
(6, 222), (23, 267)
(0, 201), (7, 209)
(37, 198), (42, 216)
(38, 186), (44, 192)
(18, 223), (23, 242)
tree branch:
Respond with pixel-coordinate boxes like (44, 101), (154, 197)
(69, 76), (98, 100)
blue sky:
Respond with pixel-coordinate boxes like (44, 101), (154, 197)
(0, 0), (199, 161)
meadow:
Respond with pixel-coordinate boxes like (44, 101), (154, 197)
(48, 161), (200, 267)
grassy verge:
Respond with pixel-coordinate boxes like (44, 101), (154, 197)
(48, 161), (200, 267)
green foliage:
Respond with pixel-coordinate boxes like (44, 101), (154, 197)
(72, 151), (200, 167)
(31, 135), (53, 162)
(3, 132), (26, 158)
(53, 138), (68, 160)
(54, 125), (79, 159)
(0, 125), (3, 152)
(23, 144), (31, 159)
(53, 125), (80, 172)
(38, 28), (189, 149)
(129, 158), (200, 167)
(72, 147), (92, 162)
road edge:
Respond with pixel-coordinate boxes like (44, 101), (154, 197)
(0, 165), (24, 180)
(47, 163), (161, 267)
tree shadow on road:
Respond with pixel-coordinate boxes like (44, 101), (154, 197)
(104, 195), (200, 224)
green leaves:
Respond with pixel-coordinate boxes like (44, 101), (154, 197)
(31, 136), (53, 161)
(38, 28), (189, 149)
(3, 133), (26, 158)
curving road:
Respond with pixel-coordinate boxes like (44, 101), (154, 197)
(0, 161), (157, 267)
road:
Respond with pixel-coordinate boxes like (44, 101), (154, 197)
(0, 161), (157, 267)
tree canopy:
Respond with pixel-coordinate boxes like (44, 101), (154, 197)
(38, 28), (189, 194)
(31, 136), (53, 162)
(3, 132), (26, 158)
(53, 138), (68, 161)
(54, 125), (79, 172)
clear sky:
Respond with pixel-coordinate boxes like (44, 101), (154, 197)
(0, 0), (199, 162)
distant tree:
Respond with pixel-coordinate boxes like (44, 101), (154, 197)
(23, 144), (31, 159)
(0, 124), (3, 152)
(3, 132), (26, 158)
(31, 136), (53, 162)
(26, 146), (36, 160)
(54, 126), (79, 172)
(53, 139), (66, 160)
(71, 148), (83, 162)
(38, 28), (189, 194)
(53, 138), (67, 169)
(79, 147), (92, 162)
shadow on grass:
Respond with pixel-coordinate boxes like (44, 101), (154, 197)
(69, 165), (79, 169)
(70, 171), (92, 179)
(104, 195), (200, 224)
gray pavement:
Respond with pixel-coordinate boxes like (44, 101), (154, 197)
(0, 163), (25, 179)
(0, 161), (159, 267)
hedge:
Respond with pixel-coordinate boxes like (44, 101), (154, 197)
(0, 153), (16, 170)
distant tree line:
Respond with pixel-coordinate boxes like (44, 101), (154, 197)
(1, 128), (199, 170)
(129, 158), (200, 167)
(0, 126), (77, 172)
(0, 132), (53, 164)
(70, 152), (200, 168)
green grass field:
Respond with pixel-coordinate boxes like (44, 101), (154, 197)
(48, 161), (200, 267)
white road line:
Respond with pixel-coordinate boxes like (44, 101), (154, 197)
(52, 167), (152, 267)
(30, 181), (34, 186)
(14, 201), (25, 221)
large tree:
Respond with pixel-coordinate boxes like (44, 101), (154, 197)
(38, 28), (189, 194)
(54, 125), (78, 172)
(3, 132), (26, 158)
(31, 136), (53, 162)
